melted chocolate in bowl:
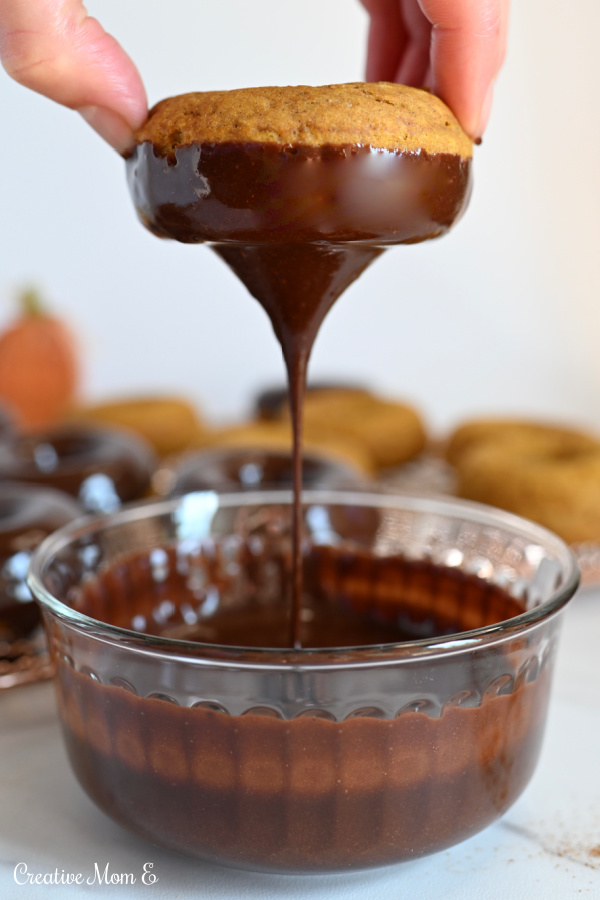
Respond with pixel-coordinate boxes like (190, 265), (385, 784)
(127, 141), (472, 645)
(74, 544), (525, 648)
(32, 490), (578, 873)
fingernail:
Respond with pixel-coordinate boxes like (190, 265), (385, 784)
(77, 105), (136, 155)
(475, 81), (495, 140)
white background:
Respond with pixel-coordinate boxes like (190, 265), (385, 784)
(1, 0), (599, 438)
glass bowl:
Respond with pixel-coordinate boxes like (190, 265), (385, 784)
(28, 489), (579, 874)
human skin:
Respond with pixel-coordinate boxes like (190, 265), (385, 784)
(0, 0), (147, 153)
(360, 0), (510, 138)
(0, 0), (508, 151)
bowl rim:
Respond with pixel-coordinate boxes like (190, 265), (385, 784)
(27, 488), (580, 668)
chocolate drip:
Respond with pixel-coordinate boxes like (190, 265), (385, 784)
(213, 242), (381, 645)
(127, 139), (472, 648)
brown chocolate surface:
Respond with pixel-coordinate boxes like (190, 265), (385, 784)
(53, 543), (550, 872)
(0, 483), (81, 640)
(74, 544), (525, 648)
(127, 138), (471, 646)
(171, 447), (364, 494)
(128, 142), (471, 245)
(0, 424), (156, 512)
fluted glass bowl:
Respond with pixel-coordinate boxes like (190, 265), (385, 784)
(28, 490), (579, 874)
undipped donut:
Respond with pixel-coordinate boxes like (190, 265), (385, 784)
(446, 418), (600, 544)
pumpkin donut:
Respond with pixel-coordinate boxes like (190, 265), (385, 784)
(188, 419), (374, 476)
(447, 418), (600, 544)
(279, 389), (427, 472)
(445, 418), (599, 466)
(127, 82), (472, 245)
(70, 395), (206, 457)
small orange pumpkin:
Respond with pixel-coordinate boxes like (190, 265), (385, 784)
(0, 288), (79, 431)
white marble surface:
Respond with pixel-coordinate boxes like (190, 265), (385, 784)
(1, 586), (600, 900)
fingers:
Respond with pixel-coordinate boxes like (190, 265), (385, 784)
(423, 0), (509, 138)
(0, 0), (147, 152)
(359, 0), (509, 139)
(393, 0), (431, 89)
(361, 0), (407, 83)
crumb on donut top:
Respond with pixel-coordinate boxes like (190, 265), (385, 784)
(134, 83), (473, 158)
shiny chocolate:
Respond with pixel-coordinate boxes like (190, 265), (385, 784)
(127, 138), (472, 647)
(169, 447), (365, 495)
(0, 483), (80, 641)
(0, 424), (156, 513)
(127, 142), (471, 244)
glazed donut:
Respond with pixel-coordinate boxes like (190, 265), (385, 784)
(289, 389), (428, 471)
(0, 482), (81, 641)
(126, 82), (472, 245)
(448, 419), (600, 544)
(166, 447), (366, 496)
(188, 420), (374, 476)
(0, 424), (156, 514)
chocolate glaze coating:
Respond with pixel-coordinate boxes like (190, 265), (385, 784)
(0, 483), (81, 640)
(127, 142), (471, 245)
(169, 447), (365, 495)
(127, 138), (472, 647)
(0, 424), (156, 513)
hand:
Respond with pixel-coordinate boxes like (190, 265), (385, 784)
(360, 0), (510, 139)
(0, 0), (147, 154)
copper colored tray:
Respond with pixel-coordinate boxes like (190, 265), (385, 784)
(0, 630), (53, 690)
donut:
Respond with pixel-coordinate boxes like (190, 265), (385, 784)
(447, 418), (600, 544)
(254, 383), (371, 422)
(166, 446), (367, 496)
(126, 82), (473, 245)
(187, 420), (374, 476)
(70, 395), (206, 457)
(282, 389), (428, 471)
(251, 385), (427, 472)
(445, 417), (599, 466)
(0, 482), (81, 641)
(0, 424), (157, 514)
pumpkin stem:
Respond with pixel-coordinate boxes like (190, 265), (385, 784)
(19, 287), (45, 318)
